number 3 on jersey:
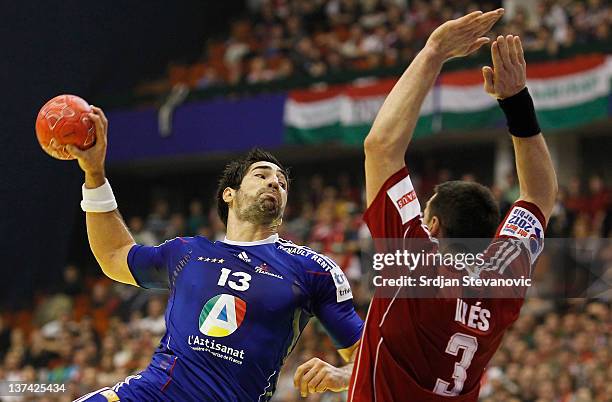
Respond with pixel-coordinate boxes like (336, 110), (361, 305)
(217, 268), (251, 291)
(434, 333), (478, 396)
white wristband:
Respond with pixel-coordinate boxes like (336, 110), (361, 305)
(81, 178), (118, 213)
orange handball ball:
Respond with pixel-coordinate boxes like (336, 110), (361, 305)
(35, 94), (96, 160)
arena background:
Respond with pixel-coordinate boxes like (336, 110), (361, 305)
(1, 0), (610, 401)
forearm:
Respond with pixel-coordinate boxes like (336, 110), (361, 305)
(512, 135), (558, 219)
(366, 47), (444, 156)
(84, 172), (136, 281)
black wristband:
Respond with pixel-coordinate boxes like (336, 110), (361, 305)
(497, 87), (541, 137)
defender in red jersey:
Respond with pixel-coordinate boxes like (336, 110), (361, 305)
(349, 10), (558, 402)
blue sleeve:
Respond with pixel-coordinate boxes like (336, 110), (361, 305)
(308, 256), (364, 349)
(127, 238), (188, 289)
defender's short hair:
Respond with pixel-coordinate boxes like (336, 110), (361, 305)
(429, 181), (500, 238)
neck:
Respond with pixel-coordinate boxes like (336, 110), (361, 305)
(225, 219), (279, 242)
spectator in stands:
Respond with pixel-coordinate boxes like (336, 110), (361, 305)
(60, 265), (84, 297)
(145, 198), (170, 240)
(134, 297), (166, 336)
(137, 0), (610, 92)
(128, 216), (158, 246)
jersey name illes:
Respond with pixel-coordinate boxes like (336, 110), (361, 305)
(124, 234), (363, 401)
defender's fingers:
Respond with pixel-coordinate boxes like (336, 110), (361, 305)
(515, 36), (526, 66)
(455, 10), (483, 26)
(461, 10), (484, 21)
(466, 37), (490, 55)
(482, 66), (494, 94)
(491, 41), (503, 70)
(474, 8), (504, 28)
(469, 8), (503, 34)
(508, 35), (520, 66)
(480, 9), (504, 33)
(497, 35), (511, 67)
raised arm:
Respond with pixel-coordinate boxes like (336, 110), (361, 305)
(483, 35), (558, 221)
(364, 9), (504, 206)
(67, 107), (137, 285)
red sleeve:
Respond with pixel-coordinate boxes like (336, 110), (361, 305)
(363, 167), (434, 242)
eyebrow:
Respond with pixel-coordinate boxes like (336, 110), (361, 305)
(251, 166), (287, 181)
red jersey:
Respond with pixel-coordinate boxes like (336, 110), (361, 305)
(349, 167), (546, 402)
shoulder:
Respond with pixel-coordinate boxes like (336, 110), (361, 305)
(275, 238), (339, 273)
(156, 236), (209, 254)
(276, 238), (352, 302)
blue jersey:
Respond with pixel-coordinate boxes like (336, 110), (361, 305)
(118, 234), (363, 402)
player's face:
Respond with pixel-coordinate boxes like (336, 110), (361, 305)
(233, 161), (288, 225)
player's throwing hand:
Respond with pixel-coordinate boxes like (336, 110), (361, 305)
(482, 35), (527, 99)
(425, 8), (504, 62)
(66, 106), (108, 176)
(293, 357), (350, 397)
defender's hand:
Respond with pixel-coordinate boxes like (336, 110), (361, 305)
(293, 357), (350, 397)
(66, 106), (108, 187)
(425, 8), (504, 62)
(482, 35), (527, 99)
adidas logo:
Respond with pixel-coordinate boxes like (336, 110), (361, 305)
(237, 252), (251, 263)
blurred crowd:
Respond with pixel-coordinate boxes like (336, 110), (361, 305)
(0, 170), (610, 401)
(143, 0), (612, 92)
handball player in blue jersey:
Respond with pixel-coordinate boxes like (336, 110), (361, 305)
(67, 116), (363, 401)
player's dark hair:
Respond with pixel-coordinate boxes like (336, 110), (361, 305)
(216, 148), (290, 226)
(429, 181), (500, 238)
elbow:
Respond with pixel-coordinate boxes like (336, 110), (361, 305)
(97, 257), (122, 282)
(546, 172), (559, 212)
(364, 132), (383, 154)
(364, 132), (398, 158)
(551, 176), (559, 202)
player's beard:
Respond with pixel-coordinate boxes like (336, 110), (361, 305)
(234, 188), (283, 226)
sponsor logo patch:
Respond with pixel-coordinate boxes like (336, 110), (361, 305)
(330, 266), (352, 302)
(396, 190), (417, 209)
(255, 263), (284, 280)
(500, 206), (544, 263)
(386, 175), (421, 224)
(198, 294), (246, 337)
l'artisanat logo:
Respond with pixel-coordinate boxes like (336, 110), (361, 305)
(198, 294), (246, 337)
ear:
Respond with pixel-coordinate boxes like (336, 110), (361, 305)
(222, 187), (235, 204)
(428, 215), (441, 237)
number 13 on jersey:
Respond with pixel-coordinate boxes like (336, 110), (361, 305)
(217, 268), (252, 291)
